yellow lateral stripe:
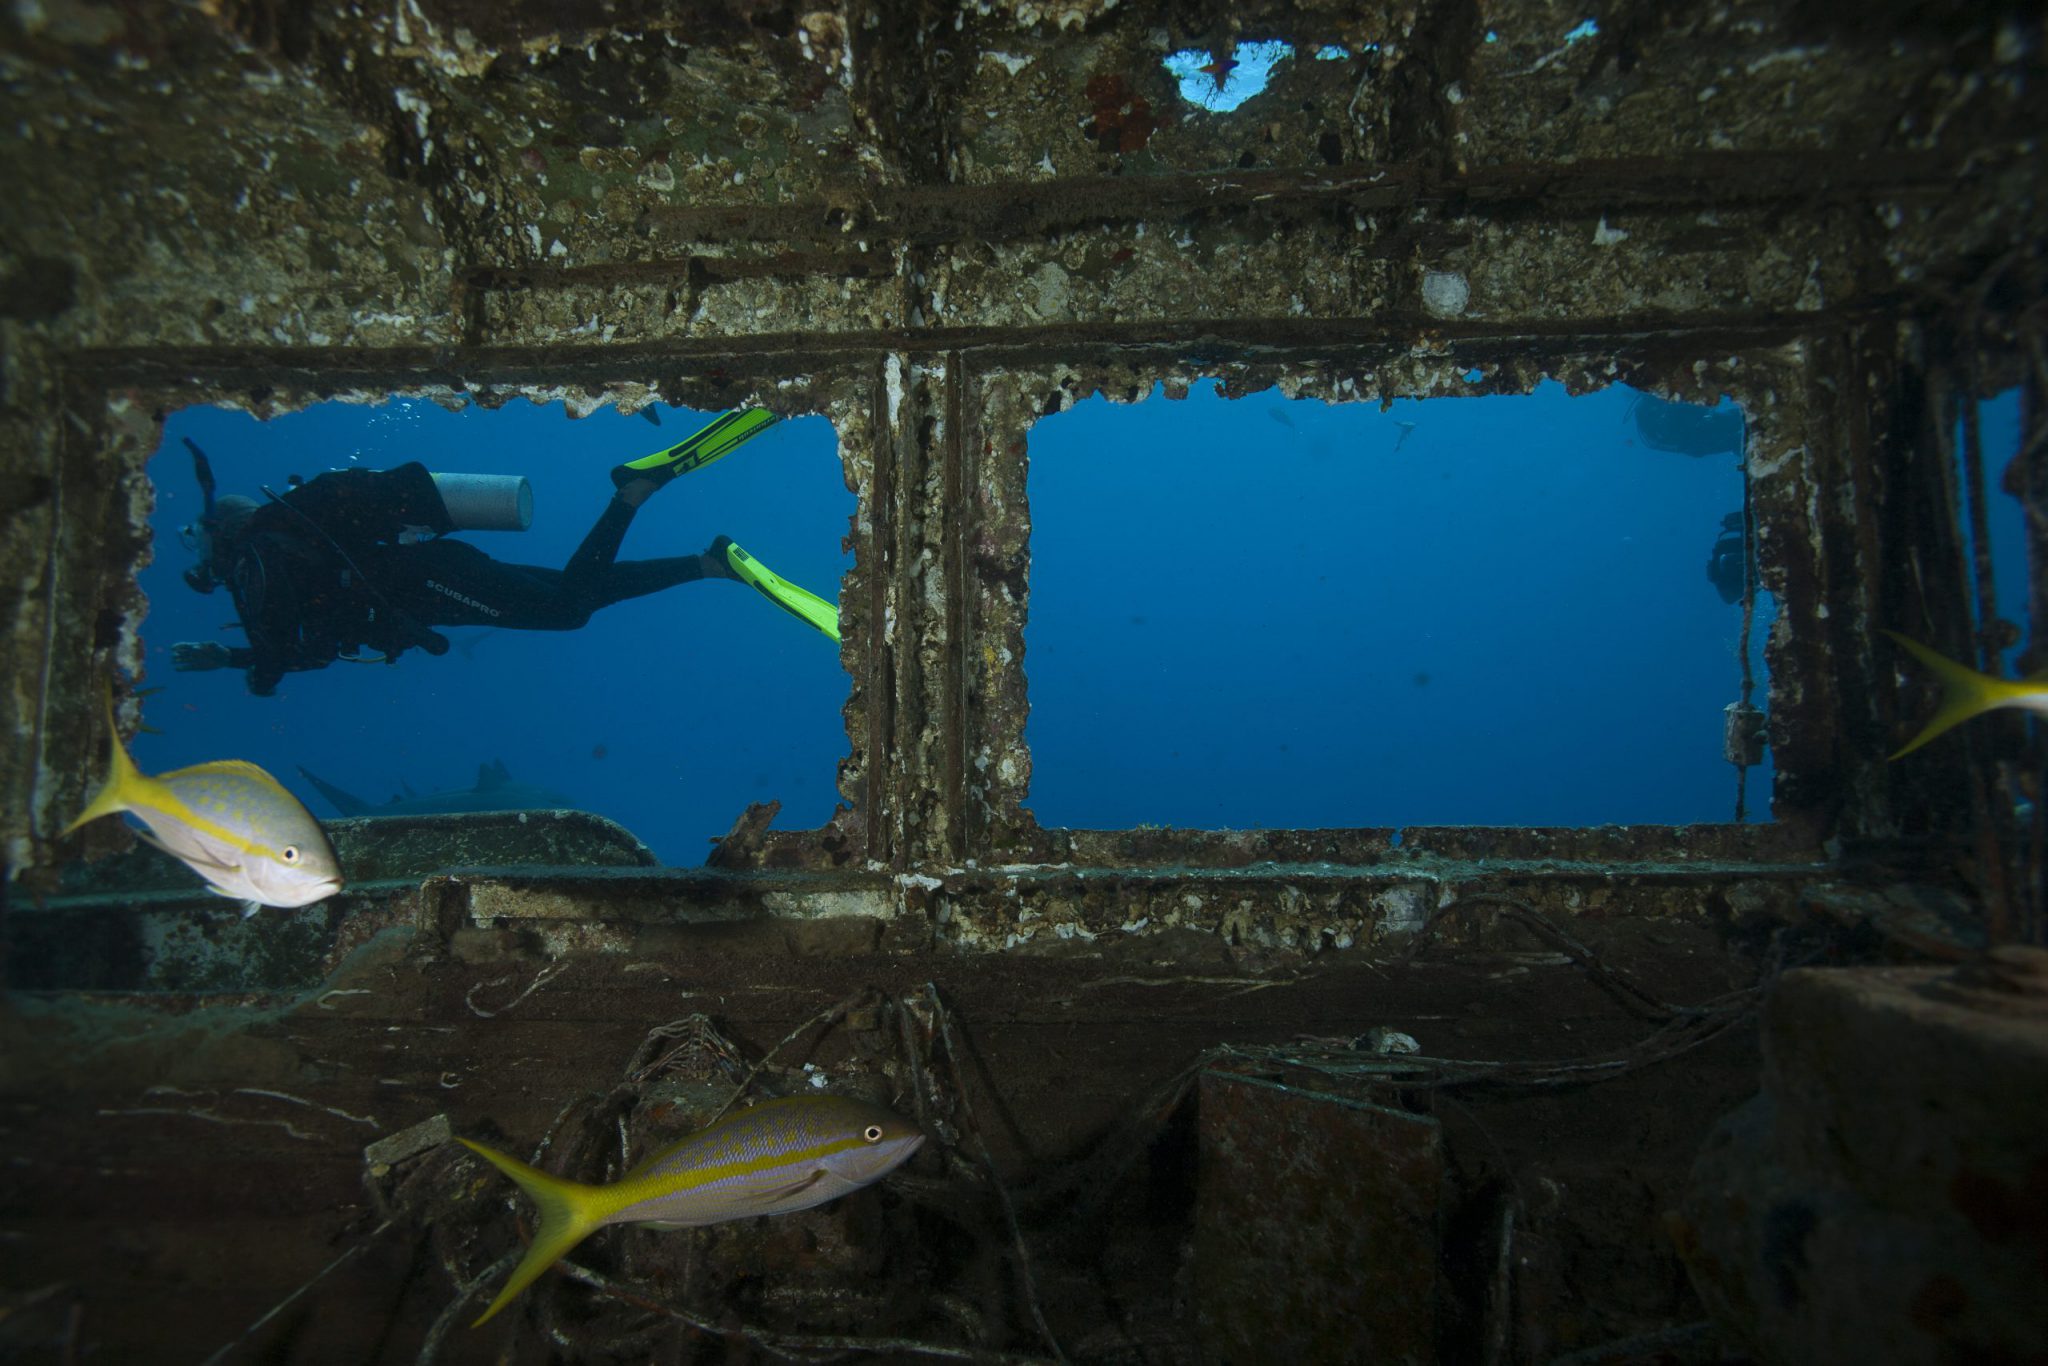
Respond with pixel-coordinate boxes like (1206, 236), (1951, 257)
(126, 778), (288, 865)
(608, 1132), (865, 1216)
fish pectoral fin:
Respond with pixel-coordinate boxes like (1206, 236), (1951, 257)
(746, 1169), (826, 1206)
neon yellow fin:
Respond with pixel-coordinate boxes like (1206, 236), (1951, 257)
(724, 541), (841, 643)
(621, 408), (780, 480)
(459, 1138), (612, 1328)
(1882, 630), (2015, 759)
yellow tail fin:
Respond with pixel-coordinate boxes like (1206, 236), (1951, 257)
(1882, 631), (2015, 759)
(459, 1138), (610, 1328)
(61, 684), (144, 838)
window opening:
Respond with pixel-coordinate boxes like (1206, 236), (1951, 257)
(1023, 378), (1773, 831)
(1162, 39), (1292, 113)
(137, 397), (852, 867)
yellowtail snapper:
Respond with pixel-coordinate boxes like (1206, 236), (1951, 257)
(62, 693), (343, 913)
(460, 1094), (925, 1327)
(1884, 630), (2048, 758)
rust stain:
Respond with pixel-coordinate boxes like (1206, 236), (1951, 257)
(1085, 73), (1161, 154)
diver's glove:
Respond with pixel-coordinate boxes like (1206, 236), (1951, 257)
(171, 641), (233, 671)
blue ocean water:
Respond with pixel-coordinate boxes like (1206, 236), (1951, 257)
(1024, 379), (1777, 829)
(139, 400), (854, 865)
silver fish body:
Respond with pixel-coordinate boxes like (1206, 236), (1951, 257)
(621, 1093), (926, 1228)
(64, 697), (342, 911)
(138, 760), (343, 909)
(461, 1093), (924, 1326)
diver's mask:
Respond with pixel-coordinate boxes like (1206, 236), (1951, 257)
(181, 494), (259, 596)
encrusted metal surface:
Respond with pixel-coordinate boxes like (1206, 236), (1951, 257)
(1195, 1067), (1443, 1362)
(1678, 966), (2048, 1365)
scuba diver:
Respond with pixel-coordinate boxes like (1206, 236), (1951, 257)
(171, 408), (840, 697)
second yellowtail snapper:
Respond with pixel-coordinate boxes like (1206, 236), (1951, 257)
(461, 1094), (924, 1327)
(62, 692), (343, 912)
(1884, 630), (2048, 758)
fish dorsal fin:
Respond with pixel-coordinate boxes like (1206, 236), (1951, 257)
(477, 759), (512, 790)
(177, 758), (279, 785)
(159, 759), (297, 808)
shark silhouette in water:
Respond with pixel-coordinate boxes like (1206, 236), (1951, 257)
(296, 759), (577, 818)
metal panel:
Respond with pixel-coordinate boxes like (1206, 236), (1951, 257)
(1195, 1067), (1443, 1364)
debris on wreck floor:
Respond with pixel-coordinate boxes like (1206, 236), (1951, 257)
(0, 895), (1791, 1365)
(1677, 950), (2048, 1366)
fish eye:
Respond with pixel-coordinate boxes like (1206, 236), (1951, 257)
(863, 1125), (884, 1143)
(281, 846), (299, 863)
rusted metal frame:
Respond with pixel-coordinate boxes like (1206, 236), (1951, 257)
(863, 349), (975, 870)
(20, 369), (72, 857)
(2020, 349), (2048, 944)
(942, 348), (973, 864)
(867, 356), (899, 870)
(63, 310), (1923, 391)
(1832, 329), (1913, 833)
(974, 341), (1840, 861)
(883, 355), (949, 871)
(1946, 339), (2030, 943)
(19, 370), (164, 884)
(1736, 333), (1854, 836)
(972, 383), (1034, 862)
(895, 357), (926, 869)
(43, 324), (1902, 876)
(581, 155), (1973, 250)
(1862, 331), (1954, 826)
(1919, 353), (2025, 919)
(1924, 359), (1980, 648)
(456, 252), (887, 302)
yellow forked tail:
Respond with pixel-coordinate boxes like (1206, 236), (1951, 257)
(61, 685), (144, 838)
(459, 1138), (611, 1327)
(1883, 630), (2018, 759)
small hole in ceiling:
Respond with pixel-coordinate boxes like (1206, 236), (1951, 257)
(1162, 39), (1292, 113)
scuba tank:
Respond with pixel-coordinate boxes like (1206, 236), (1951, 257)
(428, 472), (533, 532)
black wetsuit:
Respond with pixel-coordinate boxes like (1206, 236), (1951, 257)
(218, 463), (716, 695)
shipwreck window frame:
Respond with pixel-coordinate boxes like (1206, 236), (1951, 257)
(40, 356), (876, 881)
(951, 340), (1860, 873)
(34, 331), (1991, 883)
